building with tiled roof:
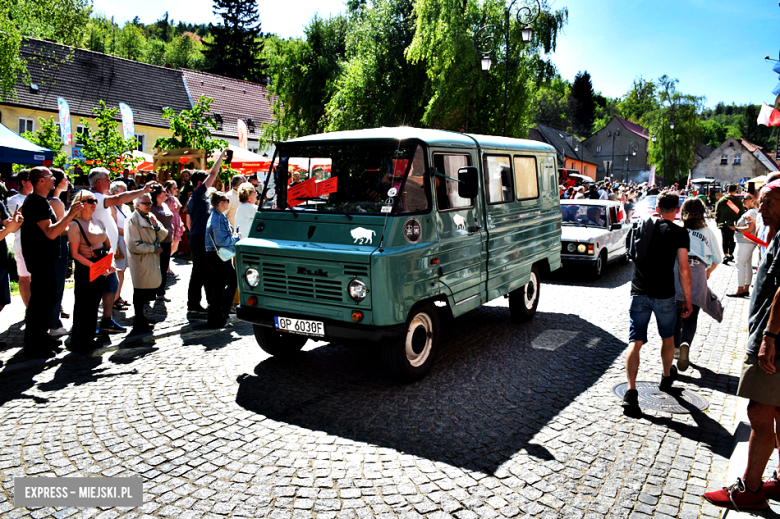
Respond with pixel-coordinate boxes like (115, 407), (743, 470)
(583, 116), (651, 182)
(1, 38), (192, 159)
(692, 136), (777, 184)
(528, 125), (599, 179)
(181, 69), (275, 155)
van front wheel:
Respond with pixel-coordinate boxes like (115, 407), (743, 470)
(509, 266), (540, 323)
(253, 325), (307, 357)
(381, 304), (440, 382)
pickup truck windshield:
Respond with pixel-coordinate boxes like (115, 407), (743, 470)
(261, 141), (430, 216)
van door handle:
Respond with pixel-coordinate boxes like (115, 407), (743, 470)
(469, 225), (482, 233)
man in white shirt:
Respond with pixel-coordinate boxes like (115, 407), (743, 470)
(6, 170), (33, 307)
(225, 175), (245, 228)
(88, 167), (157, 334)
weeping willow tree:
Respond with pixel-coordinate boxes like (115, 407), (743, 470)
(405, 0), (567, 137)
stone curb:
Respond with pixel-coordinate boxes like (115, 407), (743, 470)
(0, 318), (242, 376)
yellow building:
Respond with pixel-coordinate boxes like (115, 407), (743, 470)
(1, 38), (193, 168)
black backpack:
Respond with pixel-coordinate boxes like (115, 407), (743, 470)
(625, 217), (656, 262)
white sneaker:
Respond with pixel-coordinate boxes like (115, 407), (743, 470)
(49, 327), (70, 337)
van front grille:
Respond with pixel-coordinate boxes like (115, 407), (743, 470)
(344, 263), (369, 277)
(261, 262), (344, 302)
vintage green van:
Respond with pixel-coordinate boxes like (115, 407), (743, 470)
(235, 127), (562, 381)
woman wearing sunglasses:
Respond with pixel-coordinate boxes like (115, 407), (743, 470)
(67, 190), (115, 352)
(125, 192), (168, 332)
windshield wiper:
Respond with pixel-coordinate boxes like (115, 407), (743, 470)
(320, 201), (354, 220)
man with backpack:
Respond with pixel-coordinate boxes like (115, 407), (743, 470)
(622, 191), (692, 417)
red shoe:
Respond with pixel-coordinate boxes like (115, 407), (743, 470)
(704, 478), (769, 511)
(763, 471), (780, 501)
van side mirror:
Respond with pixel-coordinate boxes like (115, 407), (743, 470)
(610, 223), (622, 230)
(457, 167), (478, 199)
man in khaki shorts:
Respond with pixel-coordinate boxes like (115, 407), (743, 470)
(706, 179), (780, 510)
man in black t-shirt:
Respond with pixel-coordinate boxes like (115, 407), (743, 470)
(0, 201), (23, 351)
(623, 191), (692, 417)
(20, 167), (82, 358)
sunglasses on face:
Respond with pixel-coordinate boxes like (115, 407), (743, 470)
(82, 199), (97, 205)
(138, 201), (152, 206)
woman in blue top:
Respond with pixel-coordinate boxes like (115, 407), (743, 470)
(205, 190), (240, 328)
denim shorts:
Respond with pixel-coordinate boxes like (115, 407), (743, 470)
(629, 295), (677, 343)
(103, 271), (119, 293)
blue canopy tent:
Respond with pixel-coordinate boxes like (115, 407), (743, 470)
(0, 122), (52, 166)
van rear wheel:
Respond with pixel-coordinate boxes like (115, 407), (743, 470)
(509, 266), (540, 323)
(253, 325), (307, 357)
(381, 304), (439, 382)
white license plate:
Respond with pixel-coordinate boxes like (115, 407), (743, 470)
(274, 316), (325, 337)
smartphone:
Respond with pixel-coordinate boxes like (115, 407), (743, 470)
(225, 149), (234, 165)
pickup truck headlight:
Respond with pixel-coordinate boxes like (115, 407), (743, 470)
(567, 243), (576, 253)
(245, 268), (260, 287)
(348, 279), (368, 302)
(577, 244), (587, 254)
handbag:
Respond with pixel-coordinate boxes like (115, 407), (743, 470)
(209, 223), (235, 262)
(75, 219), (109, 259)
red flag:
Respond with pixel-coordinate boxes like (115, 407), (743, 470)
(316, 176), (338, 196)
(758, 103), (780, 127)
(90, 252), (114, 282)
(618, 201), (625, 223)
(288, 178), (316, 207)
(744, 232), (769, 248)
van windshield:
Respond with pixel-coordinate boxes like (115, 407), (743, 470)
(261, 141), (430, 216)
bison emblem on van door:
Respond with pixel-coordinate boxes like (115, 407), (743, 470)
(453, 214), (466, 230)
(351, 227), (376, 244)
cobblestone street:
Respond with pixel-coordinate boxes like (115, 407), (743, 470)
(0, 250), (753, 518)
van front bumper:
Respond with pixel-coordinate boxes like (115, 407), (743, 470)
(561, 254), (598, 264)
(236, 305), (406, 343)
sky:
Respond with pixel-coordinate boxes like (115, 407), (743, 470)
(92, 0), (780, 109)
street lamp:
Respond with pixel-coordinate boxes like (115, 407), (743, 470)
(624, 141), (638, 182)
(474, 0), (541, 136)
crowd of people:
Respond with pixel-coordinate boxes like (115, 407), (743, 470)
(0, 149), (263, 359)
(616, 173), (780, 511)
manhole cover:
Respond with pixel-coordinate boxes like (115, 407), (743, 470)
(612, 381), (709, 414)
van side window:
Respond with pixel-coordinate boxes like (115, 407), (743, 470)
(483, 155), (514, 204)
(433, 153), (473, 211)
(513, 156), (539, 200)
(398, 145), (430, 213)
(609, 206), (618, 224)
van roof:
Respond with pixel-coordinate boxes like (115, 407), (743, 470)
(284, 126), (557, 152)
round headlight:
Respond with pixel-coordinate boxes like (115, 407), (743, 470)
(348, 279), (368, 302)
(577, 244), (587, 253)
(567, 243), (576, 253)
(245, 268), (260, 287)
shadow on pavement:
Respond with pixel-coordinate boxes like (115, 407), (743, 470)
(546, 261), (633, 289)
(679, 364), (741, 397)
(0, 349), (49, 405)
(36, 356), (137, 393)
(236, 307), (625, 474)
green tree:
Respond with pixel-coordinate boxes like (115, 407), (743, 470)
(75, 101), (138, 176)
(0, 0), (92, 99)
(118, 22), (147, 61)
(531, 75), (570, 131)
(645, 76), (703, 185)
(165, 33), (205, 69)
(617, 76), (658, 124)
(204, 0), (268, 82)
(21, 117), (69, 171)
(406, 0), (567, 136)
(569, 71), (595, 136)
(261, 15), (348, 144)
(592, 94), (620, 132)
(325, 0), (429, 131)
(701, 119), (727, 147)
(155, 95), (227, 154)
